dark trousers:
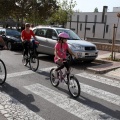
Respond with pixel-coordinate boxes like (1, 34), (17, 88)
(22, 41), (30, 56)
(56, 61), (69, 71)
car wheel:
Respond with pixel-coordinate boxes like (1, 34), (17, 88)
(7, 42), (13, 50)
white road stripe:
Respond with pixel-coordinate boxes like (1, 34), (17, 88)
(7, 66), (56, 78)
(0, 91), (45, 120)
(7, 68), (120, 106)
(7, 70), (34, 78)
(76, 72), (120, 88)
(24, 83), (118, 120)
(81, 83), (120, 106)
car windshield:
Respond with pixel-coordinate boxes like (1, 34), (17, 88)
(6, 29), (21, 36)
(56, 29), (81, 40)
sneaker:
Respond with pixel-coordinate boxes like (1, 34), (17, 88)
(53, 70), (57, 78)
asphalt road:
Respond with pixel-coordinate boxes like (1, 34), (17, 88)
(0, 50), (120, 120)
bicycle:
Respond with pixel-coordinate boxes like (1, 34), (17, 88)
(22, 40), (39, 71)
(50, 58), (81, 98)
(0, 46), (7, 85)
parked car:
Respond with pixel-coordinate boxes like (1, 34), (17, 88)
(0, 28), (23, 50)
(32, 26), (98, 63)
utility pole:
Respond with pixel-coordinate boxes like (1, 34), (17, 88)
(111, 24), (117, 60)
(111, 13), (120, 60)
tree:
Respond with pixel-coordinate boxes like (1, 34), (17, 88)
(0, 0), (59, 25)
(48, 0), (77, 26)
(94, 7), (99, 12)
(0, 0), (15, 19)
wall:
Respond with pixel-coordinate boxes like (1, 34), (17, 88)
(66, 12), (120, 40)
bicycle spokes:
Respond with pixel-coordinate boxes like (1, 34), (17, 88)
(29, 56), (39, 71)
(68, 76), (80, 98)
(0, 59), (7, 85)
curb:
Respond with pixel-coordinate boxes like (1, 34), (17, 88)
(87, 59), (120, 74)
(87, 66), (120, 74)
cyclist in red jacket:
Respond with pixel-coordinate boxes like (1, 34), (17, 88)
(21, 23), (36, 56)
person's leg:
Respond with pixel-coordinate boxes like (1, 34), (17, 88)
(23, 41), (28, 56)
(53, 60), (64, 78)
(63, 61), (69, 72)
(25, 44), (28, 56)
(63, 61), (70, 79)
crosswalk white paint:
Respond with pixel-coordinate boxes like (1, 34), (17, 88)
(7, 66), (56, 78)
(0, 91), (45, 120)
(24, 83), (118, 120)
(2, 67), (120, 119)
(81, 83), (120, 106)
(76, 72), (120, 88)
(6, 67), (120, 107)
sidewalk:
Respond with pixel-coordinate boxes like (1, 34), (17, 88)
(87, 50), (120, 75)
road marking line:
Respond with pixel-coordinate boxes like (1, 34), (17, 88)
(24, 83), (118, 120)
(80, 83), (120, 106)
(7, 68), (120, 106)
(76, 72), (120, 88)
(7, 66), (56, 78)
(0, 91), (45, 120)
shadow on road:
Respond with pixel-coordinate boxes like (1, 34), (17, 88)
(0, 83), (40, 112)
(56, 86), (120, 119)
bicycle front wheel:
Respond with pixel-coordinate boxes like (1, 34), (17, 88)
(68, 75), (80, 98)
(0, 59), (7, 85)
(29, 56), (39, 71)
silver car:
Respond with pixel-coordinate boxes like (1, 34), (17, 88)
(32, 26), (98, 63)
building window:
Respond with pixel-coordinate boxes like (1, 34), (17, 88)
(106, 25), (109, 33)
(80, 24), (82, 31)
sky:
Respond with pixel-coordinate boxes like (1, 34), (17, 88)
(70, 0), (120, 12)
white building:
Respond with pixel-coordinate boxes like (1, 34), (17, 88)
(66, 7), (120, 40)
(113, 7), (120, 12)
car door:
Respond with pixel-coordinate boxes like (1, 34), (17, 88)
(33, 28), (48, 54)
(45, 29), (58, 55)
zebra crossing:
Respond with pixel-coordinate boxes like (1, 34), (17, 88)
(0, 66), (120, 120)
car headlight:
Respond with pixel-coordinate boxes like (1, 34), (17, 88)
(70, 44), (85, 51)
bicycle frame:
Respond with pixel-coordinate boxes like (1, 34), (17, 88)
(24, 41), (39, 59)
(58, 69), (68, 82)
(57, 59), (71, 82)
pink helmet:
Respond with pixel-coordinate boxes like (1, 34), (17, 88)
(58, 32), (69, 39)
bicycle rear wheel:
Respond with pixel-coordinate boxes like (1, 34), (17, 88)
(50, 68), (59, 87)
(68, 75), (80, 98)
(29, 56), (39, 71)
(0, 59), (7, 85)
